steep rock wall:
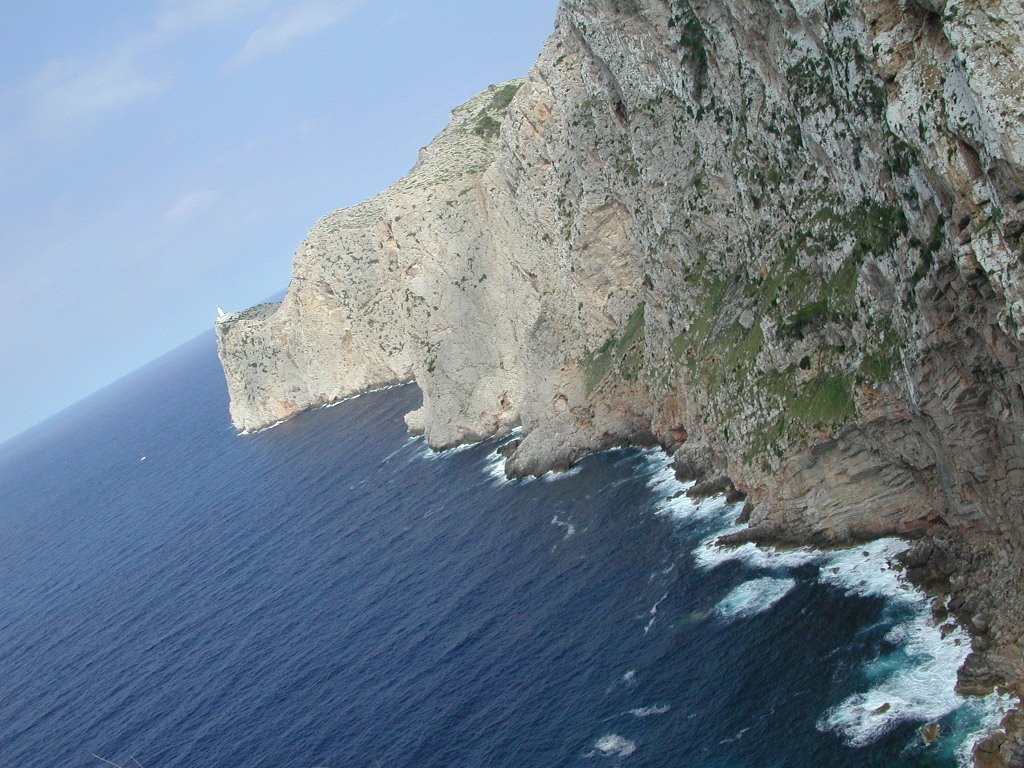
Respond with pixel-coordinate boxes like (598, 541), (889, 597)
(218, 1), (1024, 761)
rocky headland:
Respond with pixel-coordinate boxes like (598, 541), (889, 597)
(217, 0), (1024, 763)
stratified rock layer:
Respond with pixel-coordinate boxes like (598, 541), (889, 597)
(218, 1), (1024, 763)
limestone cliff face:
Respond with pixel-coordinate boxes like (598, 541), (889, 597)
(219, 1), (1024, 760)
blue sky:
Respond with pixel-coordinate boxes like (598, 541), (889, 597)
(0, 0), (559, 445)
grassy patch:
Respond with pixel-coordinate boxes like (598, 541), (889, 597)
(790, 373), (856, 426)
(778, 299), (829, 340)
(473, 113), (502, 139)
(471, 82), (523, 139)
(849, 198), (908, 260)
(860, 350), (896, 381)
(582, 304), (646, 394)
(489, 82), (521, 111)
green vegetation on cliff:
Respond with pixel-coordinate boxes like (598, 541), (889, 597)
(582, 304), (646, 394)
(472, 82), (524, 139)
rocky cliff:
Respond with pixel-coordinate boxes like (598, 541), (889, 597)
(217, 0), (1024, 762)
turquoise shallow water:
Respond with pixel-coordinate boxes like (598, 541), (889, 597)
(0, 332), (1009, 767)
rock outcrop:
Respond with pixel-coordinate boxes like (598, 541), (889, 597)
(218, 1), (1024, 762)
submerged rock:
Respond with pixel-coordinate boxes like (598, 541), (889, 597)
(921, 722), (940, 744)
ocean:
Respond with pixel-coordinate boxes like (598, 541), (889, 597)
(0, 332), (1013, 767)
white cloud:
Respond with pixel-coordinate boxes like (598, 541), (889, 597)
(13, 1), (353, 133)
(156, 0), (271, 34)
(164, 189), (219, 222)
(28, 56), (166, 126)
(229, 1), (357, 67)
(16, 0), (271, 132)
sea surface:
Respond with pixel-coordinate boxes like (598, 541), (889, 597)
(0, 332), (1014, 767)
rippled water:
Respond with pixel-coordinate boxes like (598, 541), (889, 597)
(0, 332), (1010, 767)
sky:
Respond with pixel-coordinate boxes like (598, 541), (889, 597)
(0, 0), (560, 446)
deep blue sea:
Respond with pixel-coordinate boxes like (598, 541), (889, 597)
(0, 332), (1013, 767)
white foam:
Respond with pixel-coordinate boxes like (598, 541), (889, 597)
(642, 592), (669, 635)
(642, 454), (679, 493)
(480, 452), (537, 487)
(551, 515), (576, 538)
(664, 494), (741, 527)
(815, 538), (913, 603)
(951, 692), (1017, 766)
(628, 704), (669, 718)
(641, 452), (696, 511)
(632, 459), (1018, 761)
(638, 453), (748, 528)
(714, 576), (796, 620)
(687, 528), (1016, 755)
(240, 418), (285, 435)
(541, 464), (583, 482)
(718, 726), (750, 745)
(318, 381), (405, 409)
(622, 670), (637, 685)
(499, 425), (524, 443)
(410, 436), (441, 461)
(654, 490), (699, 521)
(478, 428), (545, 486)
(407, 433), (487, 463)
(693, 529), (822, 571)
(381, 435), (421, 465)
(590, 734), (636, 758)
(443, 441), (476, 454)
(816, 611), (970, 746)
(810, 539), (1019, 760)
(481, 450), (513, 485)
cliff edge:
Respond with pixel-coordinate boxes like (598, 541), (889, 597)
(218, 0), (1024, 762)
